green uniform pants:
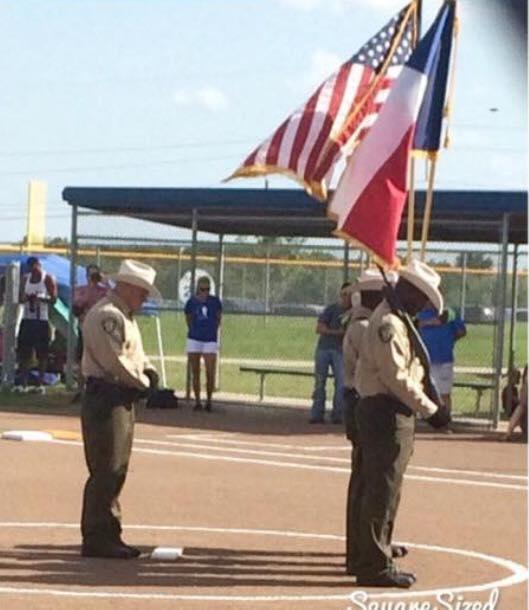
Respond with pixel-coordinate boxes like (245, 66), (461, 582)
(354, 395), (415, 579)
(344, 386), (362, 572)
(81, 390), (135, 546)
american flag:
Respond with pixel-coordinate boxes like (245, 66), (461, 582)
(227, 2), (418, 201)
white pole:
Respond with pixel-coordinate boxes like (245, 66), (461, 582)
(492, 214), (510, 429)
(1, 262), (20, 388)
(155, 315), (167, 387)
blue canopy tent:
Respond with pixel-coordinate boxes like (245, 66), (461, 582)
(62, 187), (526, 244)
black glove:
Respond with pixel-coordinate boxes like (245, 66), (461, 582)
(144, 369), (160, 390)
(146, 389), (179, 409)
(426, 404), (451, 429)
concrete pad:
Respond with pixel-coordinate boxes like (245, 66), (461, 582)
(1, 430), (54, 442)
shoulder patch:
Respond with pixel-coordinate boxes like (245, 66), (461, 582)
(378, 322), (395, 343)
(101, 316), (124, 344)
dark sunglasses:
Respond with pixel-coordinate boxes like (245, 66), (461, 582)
(198, 286), (210, 292)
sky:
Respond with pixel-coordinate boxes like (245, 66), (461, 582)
(0, 0), (526, 244)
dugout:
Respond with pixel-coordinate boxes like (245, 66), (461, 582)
(62, 186), (527, 427)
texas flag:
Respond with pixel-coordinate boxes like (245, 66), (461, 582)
(329, 1), (455, 267)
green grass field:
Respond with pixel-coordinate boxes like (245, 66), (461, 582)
(138, 313), (527, 418)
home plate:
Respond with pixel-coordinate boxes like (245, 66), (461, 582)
(150, 547), (184, 560)
(1, 430), (53, 442)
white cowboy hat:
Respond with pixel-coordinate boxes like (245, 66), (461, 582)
(350, 268), (395, 293)
(350, 269), (384, 294)
(398, 259), (443, 313)
(107, 259), (162, 302)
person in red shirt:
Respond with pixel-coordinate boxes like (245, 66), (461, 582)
(73, 264), (109, 327)
(72, 264), (109, 397)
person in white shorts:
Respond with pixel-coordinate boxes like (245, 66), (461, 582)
(184, 276), (222, 411)
(417, 307), (467, 419)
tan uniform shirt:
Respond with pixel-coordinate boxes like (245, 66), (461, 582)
(355, 301), (438, 418)
(343, 305), (372, 390)
(81, 291), (154, 390)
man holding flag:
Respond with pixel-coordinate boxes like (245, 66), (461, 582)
(228, 0), (457, 588)
(329, 1), (456, 588)
(352, 260), (450, 588)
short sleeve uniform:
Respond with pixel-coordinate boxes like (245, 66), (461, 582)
(316, 303), (346, 351)
(418, 318), (465, 364)
(185, 296), (222, 342)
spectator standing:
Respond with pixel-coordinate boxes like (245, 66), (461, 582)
(504, 365), (528, 442)
(502, 368), (521, 417)
(73, 264), (109, 361)
(309, 282), (350, 424)
(16, 257), (57, 393)
(184, 276), (222, 412)
(342, 270), (389, 576)
(417, 307), (466, 418)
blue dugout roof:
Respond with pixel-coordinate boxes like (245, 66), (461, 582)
(62, 187), (527, 244)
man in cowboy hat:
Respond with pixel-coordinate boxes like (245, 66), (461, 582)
(80, 259), (162, 559)
(352, 259), (450, 588)
(342, 268), (406, 577)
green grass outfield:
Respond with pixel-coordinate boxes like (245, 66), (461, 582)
(138, 313), (527, 417)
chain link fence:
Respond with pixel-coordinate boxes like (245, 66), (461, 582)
(63, 235), (527, 422)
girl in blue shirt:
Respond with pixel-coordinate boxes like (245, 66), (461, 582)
(184, 276), (222, 411)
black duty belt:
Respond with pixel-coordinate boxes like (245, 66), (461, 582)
(85, 377), (144, 404)
(361, 394), (414, 417)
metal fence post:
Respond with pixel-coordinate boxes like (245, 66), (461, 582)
(215, 234), (225, 391)
(505, 244), (519, 410)
(1, 262), (20, 388)
(65, 204), (78, 390)
(185, 209), (198, 402)
(492, 214), (510, 429)
(264, 242), (271, 321)
(459, 251), (467, 318)
(343, 241), (350, 282)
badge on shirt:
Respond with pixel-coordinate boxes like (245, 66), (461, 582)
(378, 322), (395, 343)
(101, 316), (124, 344)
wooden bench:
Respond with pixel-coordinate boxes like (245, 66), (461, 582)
(240, 365), (495, 411)
(452, 380), (495, 413)
(239, 365), (321, 401)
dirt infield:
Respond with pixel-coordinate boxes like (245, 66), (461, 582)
(0, 401), (527, 610)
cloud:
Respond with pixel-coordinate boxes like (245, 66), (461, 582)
(277, 0), (320, 10)
(173, 90), (192, 106)
(278, 0), (404, 12)
(195, 86), (229, 111)
(309, 49), (342, 84)
(285, 48), (342, 94)
(172, 86), (228, 111)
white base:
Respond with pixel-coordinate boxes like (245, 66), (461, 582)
(1, 430), (53, 442)
(150, 547), (183, 561)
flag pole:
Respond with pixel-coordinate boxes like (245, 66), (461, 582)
(406, 159), (416, 261)
(420, 0), (459, 260)
(442, 3), (460, 150)
(420, 155), (437, 260)
(405, 0), (422, 262)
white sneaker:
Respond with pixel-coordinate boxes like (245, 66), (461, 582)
(35, 386), (46, 395)
(11, 385), (28, 394)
